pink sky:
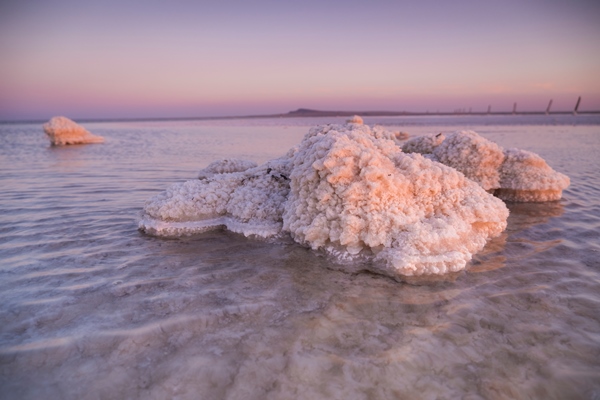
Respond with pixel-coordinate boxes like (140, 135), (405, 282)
(1, 0), (599, 120)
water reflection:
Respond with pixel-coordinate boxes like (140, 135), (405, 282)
(469, 200), (565, 273)
(47, 145), (89, 170)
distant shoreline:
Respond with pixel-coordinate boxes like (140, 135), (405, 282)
(2, 107), (600, 125)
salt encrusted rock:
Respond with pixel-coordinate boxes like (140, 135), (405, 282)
(345, 116), (409, 141)
(345, 115), (409, 141)
(402, 130), (570, 202)
(495, 148), (570, 202)
(140, 156), (292, 238)
(402, 133), (445, 154)
(140, 121), (509, 278)
(432, 131), (505, 192)
(43, 116), (104, 145)
(282, 123), (508, 277)
(371, 125), (409, 143)
(198, 159), (258, 179)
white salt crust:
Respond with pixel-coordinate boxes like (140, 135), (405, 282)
(43, 116), (104, 145)
(346, 115), (409, 141)
(402, 130), (570, 201)
(401, 132), (445, 155)
(140, 123), (509, 278)
(434, 131), (505, 191)
(496, 148), (571, 202)
(142, 156), (293, 239)
(198, 159), (258, 179)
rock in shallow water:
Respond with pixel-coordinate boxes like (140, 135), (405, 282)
(496, 148), (571, 202)
(43, 116), (104, 146)
(139, 122), (509, 278)
(402, 130), (570, 202)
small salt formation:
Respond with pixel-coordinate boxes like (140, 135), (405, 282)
(372, 126), (409, 143)
(140, 156), (292, 238)
(346, 116), (409, 141)
(496, 148), (570, 202)
(432, 131), (505, 192)
(198, 159), (258, 179)
(140, 122), (508, 278)
(402, 130), (569, 201)
(402, 132), (445, 155)
(43, 116), (104, 145)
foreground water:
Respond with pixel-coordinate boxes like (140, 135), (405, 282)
(1, 115), (599, 399)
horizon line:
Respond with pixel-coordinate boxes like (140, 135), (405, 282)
(1, 108), (599, 125)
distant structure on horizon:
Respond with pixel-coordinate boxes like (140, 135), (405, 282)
(574, 96), (581, 115)
(283, 100), (592, 119)
(11, 97), (595, 124)
(546, 99), (553, 115)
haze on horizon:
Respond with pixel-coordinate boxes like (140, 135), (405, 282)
(1, 0), (599, 121)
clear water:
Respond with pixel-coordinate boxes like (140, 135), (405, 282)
(1, 114), (599, 399)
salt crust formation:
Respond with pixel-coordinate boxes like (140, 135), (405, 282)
(140, 122), (509, 278)
(497, 148), (571, 202)
(346, 115), (409, 141)
(197, 159), (258, 179)
(402, 130), (570, 202)
(401, 132), (445, 155)
(43, 116), (104, 145)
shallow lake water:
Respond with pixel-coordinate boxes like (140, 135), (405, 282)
(1, 114), (599, 399)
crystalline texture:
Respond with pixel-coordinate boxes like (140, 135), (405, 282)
(140, 123), (509, 278)
(403, 130), (570, 202)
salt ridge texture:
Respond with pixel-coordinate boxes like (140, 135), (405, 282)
(139, 121), (509, 278)
(402, 130), (570, 202)
(497, 148), (571, 202)
(42, 116), (104, 146)
(140, 156), (292, 238)
(197, 158), (258, 179)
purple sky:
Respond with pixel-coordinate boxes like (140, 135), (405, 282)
(1, 0), (599, 120)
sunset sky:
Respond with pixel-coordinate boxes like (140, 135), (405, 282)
(1, 0), (599, 121)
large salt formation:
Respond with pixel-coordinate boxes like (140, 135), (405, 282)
(140, 120), (509, 278)
(43, 116), (104, 145)
(402, 131), (570, 202)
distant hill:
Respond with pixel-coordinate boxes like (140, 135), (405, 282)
(285, 108), (411, 117)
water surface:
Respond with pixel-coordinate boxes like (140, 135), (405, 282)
(1, 115), (599, 399)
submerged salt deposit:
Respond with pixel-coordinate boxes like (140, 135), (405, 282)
(140, 122), (509, 277)
(402, 130), (570, 201)
(43, 116), (104, 145)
